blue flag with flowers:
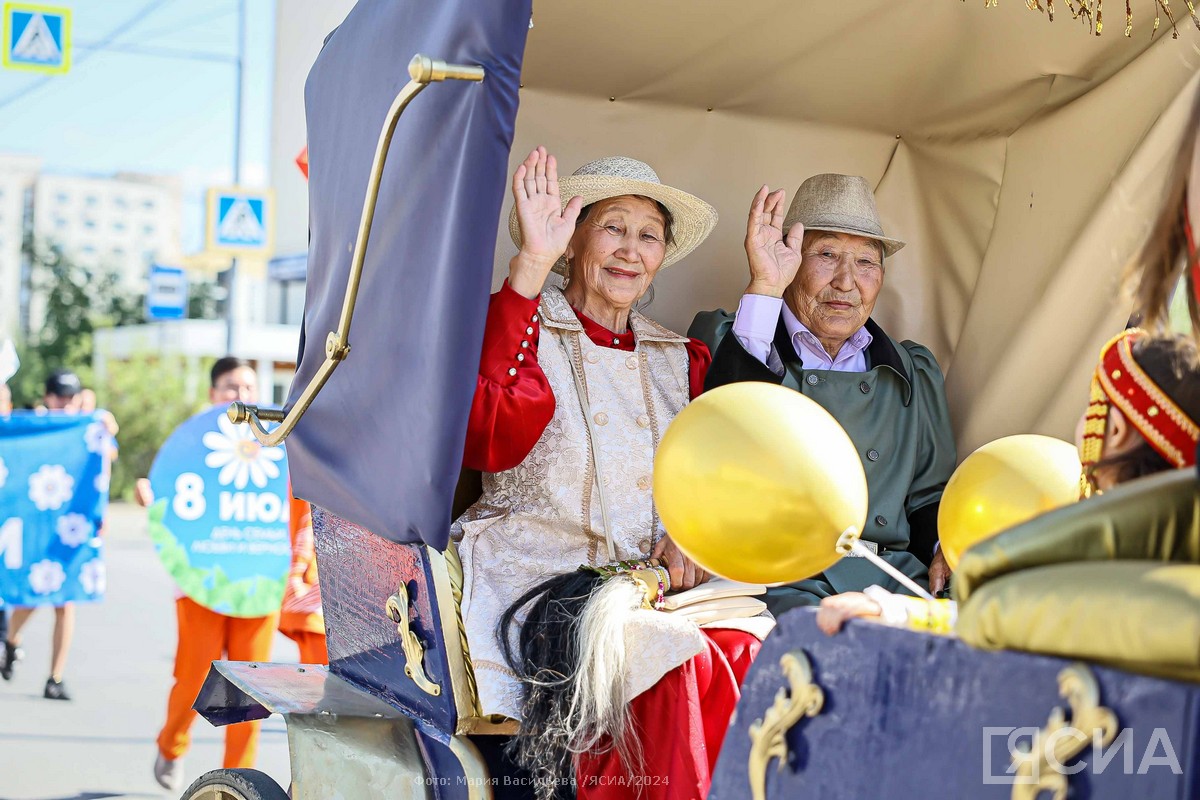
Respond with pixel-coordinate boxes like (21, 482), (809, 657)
(0, 411), (112, 606)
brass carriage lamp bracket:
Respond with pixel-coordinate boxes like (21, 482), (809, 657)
(386, 580), (442, 697)
(228, 54), (486, 447)
(748, 650), (825, 800)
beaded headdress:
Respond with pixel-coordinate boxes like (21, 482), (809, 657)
(1080, 328), (1200, 495)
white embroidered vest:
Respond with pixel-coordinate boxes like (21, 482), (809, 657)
(452, 287), (700, 719)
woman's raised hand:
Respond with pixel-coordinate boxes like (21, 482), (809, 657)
(509, 147), (584, 299)
(744, 185), (804, 298)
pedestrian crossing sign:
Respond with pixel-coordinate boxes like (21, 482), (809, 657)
(206, 187), (275, 257)
(2, 3), (70, 74)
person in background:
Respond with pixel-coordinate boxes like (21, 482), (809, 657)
(278, 488), (326, 664)
(136, 357), (278, 793)
(0, 382), (10, 660)
(3, 369), (117, 699)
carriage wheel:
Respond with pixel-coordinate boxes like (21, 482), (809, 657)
(180, 768), (290, 800)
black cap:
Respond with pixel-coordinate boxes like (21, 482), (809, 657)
(45, 369), (82, 398)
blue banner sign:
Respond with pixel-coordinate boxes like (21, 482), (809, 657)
(146, 264), (188, 321)
(0, 412), (112, 606)
(148, 406), (289, 617)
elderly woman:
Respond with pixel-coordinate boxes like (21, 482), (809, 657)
(453, 148), (757, 799)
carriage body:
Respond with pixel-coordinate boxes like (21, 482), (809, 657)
(188, 1), (1200, 797)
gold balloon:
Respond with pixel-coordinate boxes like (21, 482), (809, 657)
(938, 434), (1082, 570)
(653, 383), (867, 585)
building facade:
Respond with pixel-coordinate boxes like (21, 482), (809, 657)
(31, 171), (183, 286)
(0, 154), (41, 339)
(0, 159), (185, 340)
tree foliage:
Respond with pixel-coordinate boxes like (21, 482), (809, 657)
(7, 238), (210, 499)
(9, 237), (144, 408)
(98, 353), (210, 500)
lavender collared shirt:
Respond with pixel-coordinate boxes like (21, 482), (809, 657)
(731, 294), (873, 375)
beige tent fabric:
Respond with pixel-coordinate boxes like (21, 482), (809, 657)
(951, 55), (1200, 452)
(495, 2), (1200, 455)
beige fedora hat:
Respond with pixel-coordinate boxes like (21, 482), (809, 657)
(508, 156), (718, 275)
(783, 173), (905, 258)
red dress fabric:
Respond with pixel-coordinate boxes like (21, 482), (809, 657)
(463, 283), (710, 472)
(576, 629), (762, 800)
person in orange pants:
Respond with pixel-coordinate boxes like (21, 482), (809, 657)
(156, 597), (278, 769)
(278, 488), (327, 664)
(137, 357), (278, 792)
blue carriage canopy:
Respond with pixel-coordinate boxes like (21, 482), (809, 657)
(285, 0), (531, 548)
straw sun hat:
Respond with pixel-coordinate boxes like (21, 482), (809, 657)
(508, 156), (718, 275)
(782, 173), (905, 258)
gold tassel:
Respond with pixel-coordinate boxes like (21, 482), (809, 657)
(1156, 0), (1179, 37)
(991, 0), (1188, 35)
(1079, 369), (1110, 498)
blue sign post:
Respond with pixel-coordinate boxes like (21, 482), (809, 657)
(2, 3), (70, 74)
(205, 187), (275, 257)
(146, 264), (188, 321)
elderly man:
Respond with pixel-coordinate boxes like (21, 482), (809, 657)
(689, 174), (955, 615)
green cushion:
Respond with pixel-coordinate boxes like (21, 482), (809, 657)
(957, 560), (1200, 682)
(954, 469), (1200, 603)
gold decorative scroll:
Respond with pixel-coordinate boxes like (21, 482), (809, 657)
(969, 0), (1200, 38)
(385, 581), (442, 697)
(1011, 663), (1119, 800)
(748, 651), (825, 800)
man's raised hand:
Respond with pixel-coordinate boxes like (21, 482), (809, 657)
(509, 146), (584, 299)
(744, 185), (804, 298)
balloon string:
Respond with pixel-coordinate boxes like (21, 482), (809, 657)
(849, 540), (936, 601)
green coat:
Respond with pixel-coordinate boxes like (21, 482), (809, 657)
(689, 310), (956, 615)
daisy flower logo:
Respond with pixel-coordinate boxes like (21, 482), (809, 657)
(203, 414), (284, 490)
(84, 421), (110, 454)
(56, 513), (93, 548)
(29, 560), (66, 595)
(94, 469), (111, 495)
(28, 465), (74, 511)
(0, 456), (7, 489)
(79, 559), (106, 595)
